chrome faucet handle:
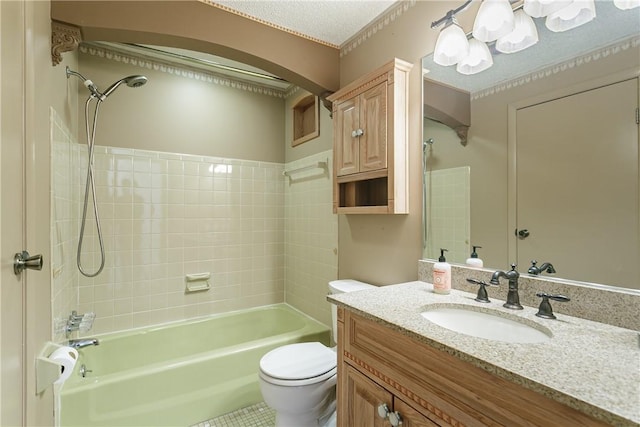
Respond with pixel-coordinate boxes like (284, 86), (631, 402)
(467, 278), (498, 303)
(535, 292), (570, 319)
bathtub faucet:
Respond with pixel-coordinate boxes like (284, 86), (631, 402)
(68, 338), (100, 349)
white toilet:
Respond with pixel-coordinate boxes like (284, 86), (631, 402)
(259, 279), (374, 427)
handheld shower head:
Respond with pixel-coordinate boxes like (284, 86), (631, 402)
(102, 75), (148, 99)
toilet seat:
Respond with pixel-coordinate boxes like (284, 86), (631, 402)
(260, 342), (337, 387)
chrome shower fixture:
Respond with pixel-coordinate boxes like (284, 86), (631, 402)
(66, 66), (148, 278)
(65, 66), (148, 101)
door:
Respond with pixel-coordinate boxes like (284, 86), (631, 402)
(359, 82), (387, 172)
(516, 78), (639, 288)
(393, 398), (439, 427)
(335, 98), (359, 176)
(2, 1), (53, 425)
(1, 1), (27, 424)
(343, 364), (392, 427)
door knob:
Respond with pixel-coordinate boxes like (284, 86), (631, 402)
(14, 251), (43, 275)
(515, 229), (530, 239)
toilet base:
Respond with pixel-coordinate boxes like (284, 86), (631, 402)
(271, 388), (336, 427)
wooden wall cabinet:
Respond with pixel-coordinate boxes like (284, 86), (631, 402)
(337, 308), (608, 427)
(327, 58), (412, 214)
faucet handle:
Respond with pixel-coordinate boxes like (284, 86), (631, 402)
(467, 278), (498, 303)
(535, 292), (570, 319)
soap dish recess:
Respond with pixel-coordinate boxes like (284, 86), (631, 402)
(185, 272), (211, 293)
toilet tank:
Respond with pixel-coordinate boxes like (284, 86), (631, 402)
(329, 279), (375, 345)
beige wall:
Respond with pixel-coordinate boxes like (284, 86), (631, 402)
(77, 52), (286, 162)
(334, 1), (454, 285)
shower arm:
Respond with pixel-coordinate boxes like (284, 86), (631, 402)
(65, 66), (106, 101)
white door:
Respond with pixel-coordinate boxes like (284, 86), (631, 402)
(515, 78), (639, 288)
(1, 1), (27, 424)
(2, 1), (53, 425)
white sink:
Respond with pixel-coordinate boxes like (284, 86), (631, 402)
(421, 305), (552, 344)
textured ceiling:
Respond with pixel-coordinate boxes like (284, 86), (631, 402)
(210, 0), (399, 46)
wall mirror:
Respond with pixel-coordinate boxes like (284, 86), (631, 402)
(421, 2), (640, 291)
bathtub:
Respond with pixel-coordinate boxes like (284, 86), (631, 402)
(60, 304), (331, 426)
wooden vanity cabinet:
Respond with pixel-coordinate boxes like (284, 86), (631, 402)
(327, 58), (412, 214)
(337, 308), (609, 427)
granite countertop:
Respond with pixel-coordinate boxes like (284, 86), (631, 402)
(328, 281), (640, 426)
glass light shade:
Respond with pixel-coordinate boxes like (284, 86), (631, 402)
(433, 21), (470, 66)
(496, 10), (539, 53)
(472, 0), (515, 42)
(614, 0), (640, 9)
(523, 0), (573, 17)
(545, 0), (596, 32)
(456, 39), (494, 75)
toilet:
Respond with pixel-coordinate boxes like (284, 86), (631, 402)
(259, 279), (375, 427)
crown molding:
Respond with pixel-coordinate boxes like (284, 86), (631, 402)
(79, 43), (289, 99)
(340, 0), (417, 58)
(472, 36), (640, 100)
(199, 0), (340, 49)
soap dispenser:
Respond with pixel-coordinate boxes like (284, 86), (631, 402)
(433, 249), (452, 295)
(466, 245), (483, 268)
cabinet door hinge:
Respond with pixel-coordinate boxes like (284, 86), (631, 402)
(636, 107), (639, 125)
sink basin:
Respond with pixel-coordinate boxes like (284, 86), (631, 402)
(421, 305), (552, 343)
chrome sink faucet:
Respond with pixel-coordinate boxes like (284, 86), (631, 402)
(490, 264), (523, 310)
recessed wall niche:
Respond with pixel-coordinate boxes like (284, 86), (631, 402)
(291, 94), (319, 146)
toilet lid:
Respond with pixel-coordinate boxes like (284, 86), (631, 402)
(260, 342), (336, 380)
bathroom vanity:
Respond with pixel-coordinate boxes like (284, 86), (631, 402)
(329, 282), (639, 427)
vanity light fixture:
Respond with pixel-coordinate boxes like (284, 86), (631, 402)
(456, 38), (493, 75)
(545, 0), (596, 32)
(496, 9), (539, 53)
(472, 0), (516, 42)
(523, 0), (572, 17)
(613, 0), (640, 9)
(429, 0), (632, 76)
(432, 11), (470, 66)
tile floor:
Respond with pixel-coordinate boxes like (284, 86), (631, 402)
(193, 402), (276, 427)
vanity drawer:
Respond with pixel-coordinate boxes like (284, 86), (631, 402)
(341, 310), (607, 427)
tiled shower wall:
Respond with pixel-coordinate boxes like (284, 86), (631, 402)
(423, 166), (470, 264)
(51, 108), (82, 341)
(283, 150), (337, 327)
(52, 109), (336, 339)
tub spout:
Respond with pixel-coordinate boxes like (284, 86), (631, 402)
(68, 338), (100, 349)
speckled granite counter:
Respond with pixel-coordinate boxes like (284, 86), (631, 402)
(328, 281), (640, 426)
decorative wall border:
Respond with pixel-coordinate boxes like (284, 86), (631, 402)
(472, 35), (640, 100)
(340, 0), (417, 58)
(199, 0), (339, 49)
(79, 44), (290, 99)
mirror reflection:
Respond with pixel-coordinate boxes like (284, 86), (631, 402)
(421, 2), (640, 290)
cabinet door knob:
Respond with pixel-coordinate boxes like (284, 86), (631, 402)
(389, 411), (403, 426)
(377, 403), (390, 419)
(351, 128), (364, 138)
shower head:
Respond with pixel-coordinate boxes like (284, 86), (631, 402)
(101, 75), (148, 99)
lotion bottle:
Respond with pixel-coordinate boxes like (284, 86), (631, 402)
(433, 248), (451, 295)
(466, 245), (483, 268)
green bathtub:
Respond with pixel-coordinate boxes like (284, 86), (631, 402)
(60, 304), (330, 426)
